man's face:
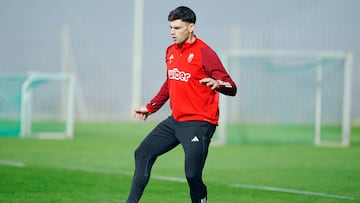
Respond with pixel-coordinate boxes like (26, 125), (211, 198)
(169, 19), (195, 45)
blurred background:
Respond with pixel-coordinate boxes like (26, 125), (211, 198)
(0, 0), (359, 125)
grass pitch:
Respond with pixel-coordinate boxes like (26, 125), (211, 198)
(1, 122), (360, 202)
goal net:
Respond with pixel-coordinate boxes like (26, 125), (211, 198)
(0, 72), (75, 139)
(214, 50), (353, 147)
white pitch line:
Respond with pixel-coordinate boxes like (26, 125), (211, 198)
(61, 166), (355, 201)
(61, 165), (133, 176)
(62, 166), (187, 183)
(152, 175), (187, 183)
(0, 160), (25, 167)
(231, 184), (355, 201)
(2, 162), (355, 201)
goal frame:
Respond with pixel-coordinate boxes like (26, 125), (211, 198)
(20, 72), (75, 139)
(215, 50), (353, 147)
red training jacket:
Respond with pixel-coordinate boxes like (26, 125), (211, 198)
(146, 38), (237, 125)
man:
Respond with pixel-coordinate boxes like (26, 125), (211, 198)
(126, 6), (237, 203)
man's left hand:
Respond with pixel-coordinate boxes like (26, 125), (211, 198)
(199, 78), (220, 90)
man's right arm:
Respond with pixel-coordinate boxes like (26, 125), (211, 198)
(145, 80), (170, 114)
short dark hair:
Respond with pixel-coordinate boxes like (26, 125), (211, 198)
(168, 6), (196, 24)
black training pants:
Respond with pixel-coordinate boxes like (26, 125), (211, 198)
(126, 116), (216, 203)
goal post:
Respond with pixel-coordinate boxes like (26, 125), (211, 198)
(0, 72), (75, 139)
(214, 50), (353, 147)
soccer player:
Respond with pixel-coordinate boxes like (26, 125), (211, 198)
(126, 6), (237, 203)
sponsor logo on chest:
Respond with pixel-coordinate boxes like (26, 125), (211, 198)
(168, 68), (191, 82)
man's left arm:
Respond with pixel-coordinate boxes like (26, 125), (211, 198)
(201, 48), (237, 96)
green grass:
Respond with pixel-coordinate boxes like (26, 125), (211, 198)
(1, 122), (360, 202)
(225, 123), (345, 145)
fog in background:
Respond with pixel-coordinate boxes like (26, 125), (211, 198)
(0, 0), (359, 123)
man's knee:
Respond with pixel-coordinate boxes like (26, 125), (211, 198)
(134, 147), (151, 163)
(185, 169), (201, 184)
(134, 147), (143, 159)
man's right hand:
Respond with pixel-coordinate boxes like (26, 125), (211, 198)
(134, 106), (150, 121)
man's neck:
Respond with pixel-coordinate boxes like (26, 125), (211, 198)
(178, 35), (196, 47)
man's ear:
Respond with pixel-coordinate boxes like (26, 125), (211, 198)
(188, 23), (195, 33)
